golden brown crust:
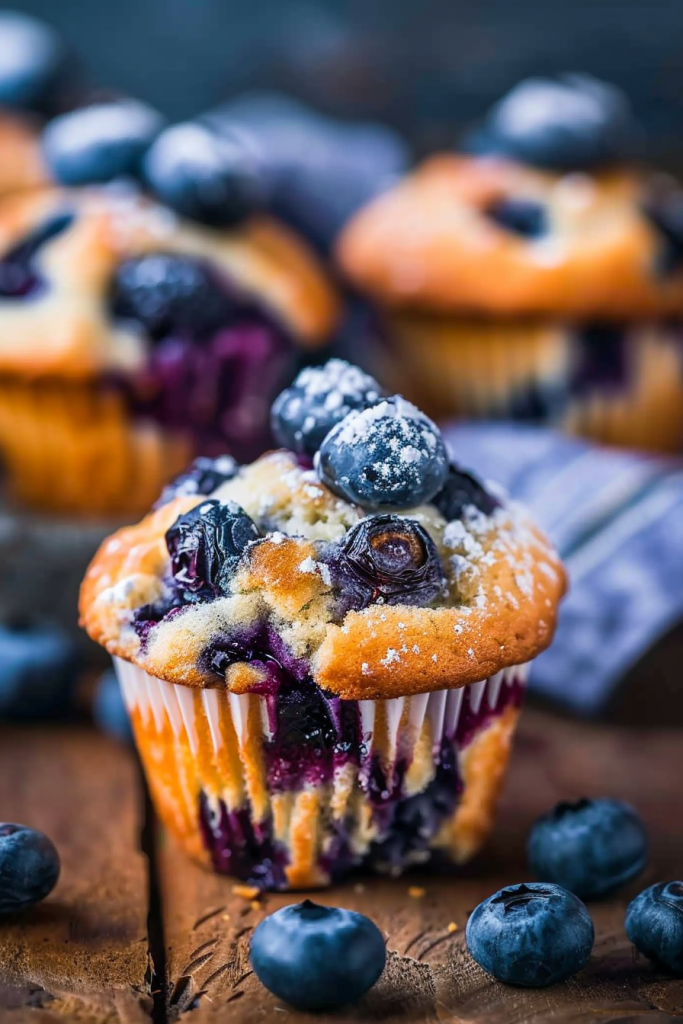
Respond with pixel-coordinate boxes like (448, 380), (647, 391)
(80, 452), (566, 699)
(0, 112), (46, 196)
(337, 154), (683, 318)
(437, 704), (519, 863)
(0, 187), (338, 378)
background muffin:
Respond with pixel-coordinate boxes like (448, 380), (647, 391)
(80, 362), (565, 888)
(0, 181), (337, 517)
(338, 76), (683, 453)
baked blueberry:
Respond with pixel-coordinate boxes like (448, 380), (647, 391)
(0, 12), (70, 112)
(43, 100), (164, 186)
(466, 882), (594, 987)
(166, 499), (259, 600)
(271, 358), (383, 457)
(528, 798), (648, 900)
(110, 253), (233, 341)
(476, 75), (637, 171)
(486, 197), (548, 238)
(0, 625), (78, 720)
(93, 669), (133, 745)
(143, 122), (266, 227)
(335, 514), (444, 606)
(317, 396), (448, 509)
(626, 882), (683, 975)
(156, 455), (239, 507)
(0, 823), (60, 913)
(432, 463), (499, 520)
(250, 899), (386, 1010)
(0, 210), (75, 299)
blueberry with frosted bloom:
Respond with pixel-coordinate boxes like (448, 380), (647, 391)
(316, 395), (448, 509)
(271, 358), (383, 457)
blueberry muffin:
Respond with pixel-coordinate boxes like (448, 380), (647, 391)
(338, 76), (683, 452)
(0, 184), (338, 515)
(80, 361), (565, 889)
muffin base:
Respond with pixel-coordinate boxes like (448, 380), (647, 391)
(0, 378), (192, 517)
(384, 316), (683, 453)
(114, 657), (527, 890)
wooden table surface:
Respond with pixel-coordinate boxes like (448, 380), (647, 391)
(1, 708), (682, 1024)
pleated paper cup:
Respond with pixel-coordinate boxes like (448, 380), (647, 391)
(0, 377), (190, 516)
(114, 656), (529, 890)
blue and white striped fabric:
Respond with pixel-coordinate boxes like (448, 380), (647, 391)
(442, 423), (683, 715)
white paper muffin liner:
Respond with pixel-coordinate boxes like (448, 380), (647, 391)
(114, 656), (528, 764)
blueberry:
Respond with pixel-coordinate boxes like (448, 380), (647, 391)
(143, 122), (266, 227)
(486, 197), (548, 238)
(205, 92), (410, 251)
(43, 100), (164, 186)
(626, 882), (683, 975)
(110, 253), (234, 341)
(335, 514), (444, 607)
(0, 210), (75, 299)
(528, 798), (648, 900)
(317, 396), (448, 509)
(250, 899), (386, 1010)
(0, 823), (60, 913)
(466, 882), (594, 987)
(166, 499), (260, 601)
(0, 625), (78, 720)
(155, 455), (239, 508)
(93, 669), (133, 745)
(271, 358), (384, 457)
(0, 12), (70, 112)
(432, 463), (499, 521)
(470, 75), (638, 171)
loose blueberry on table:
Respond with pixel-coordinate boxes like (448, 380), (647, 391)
(466, 882), (594, 987)
(0, 823), (60, 913)
(250, 900), (386, 1010)
(527, 797), (648, 900)
(0, 624), (79, 720)
(626, 882), (683, 975)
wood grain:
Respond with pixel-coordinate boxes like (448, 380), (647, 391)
(157, 708), (683, 1023)
(0, 726), (151, 1023)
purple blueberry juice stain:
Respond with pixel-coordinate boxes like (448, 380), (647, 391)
(0, 210), (75, 299)
(193, 661), (526, 884)
(198, 793), (287, 888)
(108, 256), (297, 462)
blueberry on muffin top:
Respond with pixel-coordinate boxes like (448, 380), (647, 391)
(468, 75), (639, 172)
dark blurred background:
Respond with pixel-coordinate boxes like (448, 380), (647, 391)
(10, 0), (683, 158)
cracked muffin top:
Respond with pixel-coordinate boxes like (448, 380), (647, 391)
(0, 185), (338, 378)
(80, 360), (566, 700)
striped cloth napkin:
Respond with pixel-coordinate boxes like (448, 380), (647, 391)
(442, 423), (683, 714)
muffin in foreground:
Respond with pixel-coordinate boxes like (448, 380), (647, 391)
(80, 361), (565, 889)
(0, 185), (337, 516)
(337, 76), (683, 453)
